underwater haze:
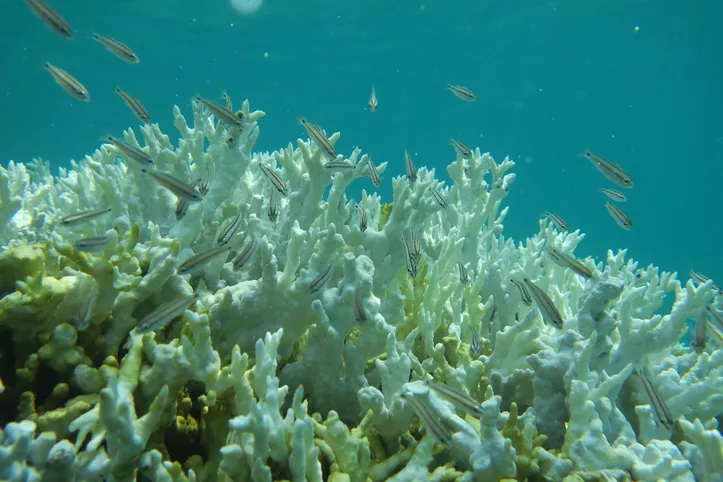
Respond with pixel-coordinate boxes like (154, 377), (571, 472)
(2, 0), (723, 294)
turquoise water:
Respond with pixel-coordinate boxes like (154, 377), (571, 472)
(2, 0), (722, 286)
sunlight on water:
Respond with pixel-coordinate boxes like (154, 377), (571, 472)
(230, 0), (264, 15)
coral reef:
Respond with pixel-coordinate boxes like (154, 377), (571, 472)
(0, 98), (721, 481)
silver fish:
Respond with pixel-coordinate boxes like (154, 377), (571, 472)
(410, 229), (422, 263)
(404, 148), (417, 183)
(115, 87), (150, 123)
(232, 237), (257, 270)
(216, 214), (243, 246)
(136, 294), (198, 333)
(45, 63), (89, 102)
(426, 381), (483, 418)
(72, 291), (96, 332)
(547, 246), (594, 279)
(469, 326), (481, 356)
(222, 91), (233, 110)
(60, 207), (111, 226)
(583, 150), (633, 188)
(451, 139), (473, 159)
(93, 34), (139, 63)
(142, 168), (202, 202)
(259, 164), (288, 197)
(367, 158), (381, 187)
(448, 84), (476, 102)
(298, 117), (337, 159)
(430, 187), (447, 209)
(325, 161), (355, 171)
(600, 187), (627, 202)
(368, 86), (378, 112)
(400, 392), (452, 446)
(636, 367), (676, 431)
(267, 190), (278, 222)
(175, 180), (201, 220)
(510, 279), (532, 306)
(309, 263), (334, 295)
(356, 205), (368, 232)
(690, 271), (721, 293)
(107, 136), (153, 166)
(402, 238), (418, 277)
(196, 96), (244, 128)
(458, 262), (469, 284)
(74, 235), (110, 252)
(24, 0), (72, 39)
(692, 309), (707, 353)
(605, 202), (632, 230)
(524, 278), (564, 328)
(545, 212), (568, 231)
(178, 245), (231, 275)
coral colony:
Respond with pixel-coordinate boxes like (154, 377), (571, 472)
(1, 95), (722, 482)
(2, 1), (722, 481)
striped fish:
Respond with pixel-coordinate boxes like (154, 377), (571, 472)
(547, 246), (594, 279)
(545, 212), (568, 231)
(691, 309), (707, 353)
(196, 96), (244, 128)
(447, 84), (476, 102)
(24, 0), (73, 39)
(325, 161), (355, 171)
(402, 238), (418, 277)
(510, 279), (532, 306)
(400, 392), (452, 446)
(426, 381), (483, 418)
(582, 150), (633, 188)
(524, 278), (564, 328)
(458, 262), (469, 284)
(430, 187), (447, 208)
(368, 86), (378, 112)
(115, 88), (150, 123)
(178, 245), (231, 275)
(136, 294), (198, 333)
(690, 271), (721, 293)
(74, 235), (110, 252)
(600, 187), (627, 202)
(451, 139), (473, 159)
(60, 207), (111, 226)
(636, 367), (676, 431)
(267, 190), (278, 222)
(216, 214), (243, 246)
(259, 164), (288, 196)
(404, 148), (417, 183)
(45, 63), (89, 102)
(232, 237), (258, 270)
(93, 34), (139, 63)
(298, 117), (337, 159)
(142, 168), (202, 202)
(107, 136), (153, 166)
(604, 202), (632, 230)
(356, 205), (368, 232)
(367, 158), (381, 187)
(309, 263), (334, 295)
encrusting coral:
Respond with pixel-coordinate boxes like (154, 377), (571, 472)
(0, 97), (722, 482)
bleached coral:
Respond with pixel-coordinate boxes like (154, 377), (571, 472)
(0, 97), (721, 482)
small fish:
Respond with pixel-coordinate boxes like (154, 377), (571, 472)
(410, 229), (422, 263)
(178, 245), (231, 275)
(136, 294), (198, 333)
(107, 136), (153, 166)
(325, 161), (355, 171)
(367, 158), (381, 187)
(222, 91), (233, 110)
(298, 117), (337, 159)
(458, 262), (469, 284)
(582, 150), (633, 188)
(545, 212), (568, 231)
(400, 392), (452, 446)
(368, 86), (378, 112)
(354, 290), (368, 322)
(74, 235), (110, 252)
(404, 148), (417, 184)
(509, 279), (533, 306)
(45, 63), (90, 102)
(92, 34), (139, 63)
(600, 187), (627, 202)
(115, 88), (150, 123)
(691, 309), (707, 353)
(198, 177), (210, 196)
(547, 246), (594, 279)
(636, 367), (676, 431)
(24, 0), (73, 39)
(309, 263), (334, 295)
(426, 381), (483, 418)
(72, 291), (96, 332)
(605, 202), (633, 230)
(267, 190), (278, 222)
(451, 139), (473, 159)
(142, 168), (203, 202)
(259, 164), (288, 196)
(232, 237), (257, 270)
(448, 84), (476, 102)
(469, 326), (481, 356)
(402, 238), (418, 277)
(60, 207), (111, 226)
(690, 271), (722, 293)
(430, 187), (447, 209)
(196, 96), (244, 128)
(216, 213), (243, 246)
(524, 278), (564, 328)
(356, 205), (368, 232)
(175, 180), (202, 220)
